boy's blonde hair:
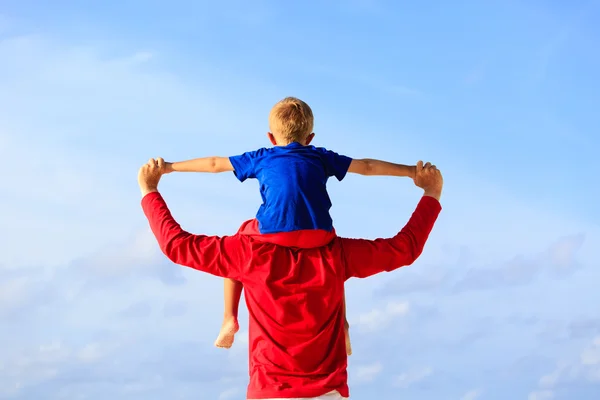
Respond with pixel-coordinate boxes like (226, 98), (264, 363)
(269, 97), (314, 143)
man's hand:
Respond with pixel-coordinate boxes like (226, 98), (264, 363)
(138, 157), (167, 197)
(414, 160), (443, 201)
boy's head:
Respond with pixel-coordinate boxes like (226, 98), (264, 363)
(268, 97), (315, 146)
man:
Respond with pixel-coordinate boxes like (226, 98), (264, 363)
(139, 157), (443, 400)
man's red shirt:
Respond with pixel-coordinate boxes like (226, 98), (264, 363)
(141, 192), (441, 399)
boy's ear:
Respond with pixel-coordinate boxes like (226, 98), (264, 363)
(267, 132), (278, 146)
(305, 132), (315, 145)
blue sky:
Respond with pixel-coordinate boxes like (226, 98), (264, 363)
(0, 1), (598, 399)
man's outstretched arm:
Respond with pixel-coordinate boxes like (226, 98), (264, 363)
(342, 195), (441, 279)
(342, 161), (443, 279)
(138, 158), (247, 281)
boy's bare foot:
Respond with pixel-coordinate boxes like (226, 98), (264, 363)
(214, 316), (240, 349)
(345, 325), (352, 356)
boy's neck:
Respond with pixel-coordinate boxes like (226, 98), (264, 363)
(269, 132), (314, 147)
(275, 140), (305, 147)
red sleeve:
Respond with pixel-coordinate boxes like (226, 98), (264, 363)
(341, 196), (442, 280)
(141, 192), (248, 280)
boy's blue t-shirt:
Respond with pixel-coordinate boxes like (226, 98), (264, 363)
(229, 142), (353, 234)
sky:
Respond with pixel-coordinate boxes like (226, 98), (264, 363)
(0, 0), (599, 399)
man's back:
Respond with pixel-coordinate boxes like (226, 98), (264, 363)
(241, 239), (348, 398)
(141, 192), (441, 399)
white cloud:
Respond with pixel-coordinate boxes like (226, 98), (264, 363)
(393, 366), (433, 388)
(547, 234), (585, 264)
(78, 342), (112, 363)
(581, 336), (600, 366)
(227, 329), (250, 360)
(0, 268), (56, 320)
(539, 366), (564, 388)
(354, 301), (409, 332)
(219, 387), (242, 399)
(528, 390), (554, 400)
(76, 230), (161, 278)
(353, 362), (383, 383)
(0, 276), (31, 315)
(122, 374), (164, 394)
(461, 389), (482, 400)
(533, 336), (600, 395)
(0, 340), (108, 395)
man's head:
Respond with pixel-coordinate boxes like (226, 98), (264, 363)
(268, 97), (315, 146)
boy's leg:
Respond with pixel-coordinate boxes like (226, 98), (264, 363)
(215, 278), (243, 349)
(343, 292), (352, 356)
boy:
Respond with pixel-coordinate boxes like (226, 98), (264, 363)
(164, 97), (416, 355)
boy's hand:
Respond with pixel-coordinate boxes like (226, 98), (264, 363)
(409, 165), (417, 180)
(414, 160), (443, 201)
(154, 158), (173, 174)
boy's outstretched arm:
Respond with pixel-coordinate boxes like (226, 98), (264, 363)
(348, 159), (416, 179)
(166, 157), (234, 173)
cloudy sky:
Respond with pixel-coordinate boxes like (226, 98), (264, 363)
(1, 1), (598, 399)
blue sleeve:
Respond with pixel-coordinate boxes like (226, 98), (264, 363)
(318, 148), (353, 181)
(229, 149), (262, 182)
